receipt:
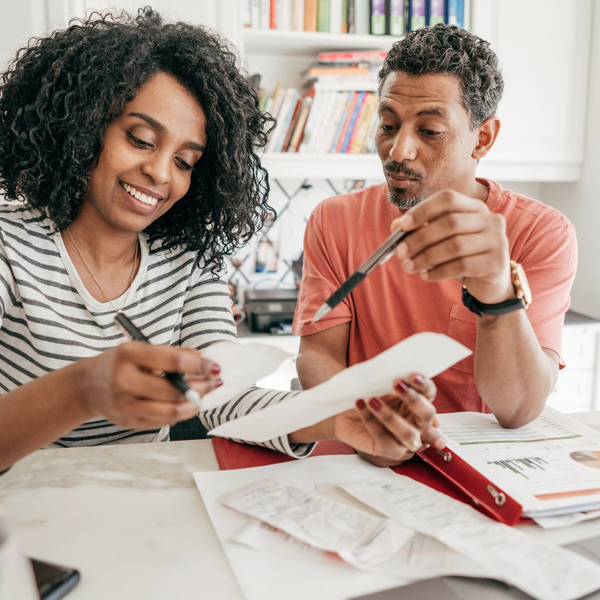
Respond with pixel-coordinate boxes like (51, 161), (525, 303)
(342, 473), (600, 600)
(210, 333), (470, 441)
(220, 478), (413, 570)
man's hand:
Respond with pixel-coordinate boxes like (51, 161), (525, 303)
(334, 373), (445, 467)
(393, 189), (514, 305)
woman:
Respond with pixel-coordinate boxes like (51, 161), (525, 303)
(0, 8), (440, 471)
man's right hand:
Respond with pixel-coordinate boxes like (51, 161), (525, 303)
(334, 373), (445, 467)
(78, 341), (222, 428)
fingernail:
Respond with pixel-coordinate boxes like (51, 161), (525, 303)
(403, 259), (414, 272)
(369, 397), (381, 411)
(356, 399), (366, 410)
(211, 364), (221, 375)
(396, 381), (408, 394)
(434, 438), (446, 449)
(420, 269), (429, 280)
(406, 437), (421, 453)
(398, 214), (413, 229)
(414, 374), (424, 386)
(215, 378), (223, 388)
(396, 242), (408, 259)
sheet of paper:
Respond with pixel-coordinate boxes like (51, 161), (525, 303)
(199, 341), (291, 409)
(341, 472), (600, 600)
(235, 518), (495, 581)
(210, 333), (470, 441)
(193, 455), (410, 600)
(220, 478), (413, 569)
(437, 407), (600, 517)
(533, 509), (600, 530)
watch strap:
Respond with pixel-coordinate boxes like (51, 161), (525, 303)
(462, 286), (527, 317)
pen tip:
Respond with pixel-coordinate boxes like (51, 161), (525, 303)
(312, 304), (332, 323)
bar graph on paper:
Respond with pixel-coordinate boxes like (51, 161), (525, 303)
(487, 456), (549, 479)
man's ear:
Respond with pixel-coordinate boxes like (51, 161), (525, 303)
(472, 116), (501, 160)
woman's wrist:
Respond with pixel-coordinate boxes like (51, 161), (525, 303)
(68, 358), (100, 422)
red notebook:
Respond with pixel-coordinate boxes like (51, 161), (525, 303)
(211, 438), (525, 526)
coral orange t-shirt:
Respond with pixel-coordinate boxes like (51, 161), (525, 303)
(293, 179), (577, 414)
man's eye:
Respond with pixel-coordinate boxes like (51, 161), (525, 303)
(175, 157), (193, 171)
(422, 129), (441, 137)
(126, 132), (153, 148)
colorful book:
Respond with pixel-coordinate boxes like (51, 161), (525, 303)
(408, 0), (426, 30)
(349, 93), (378, 153)
(318, 49), (388, 63)
(321, 91), (351, 153)
(334, 91), (360, 152)
(270, 0), (276, 27)
(388, 0), (407, 36)
(427, 0), (446, 25)
(307, 64), (370, 78)
(298, 89), (326, 152)
(280, 97), (303, 152)
(317, 0), (331, 31)
(445, 0), (464, 28)
(288, 93), (314, 151)
(304, 0), (318, 30)
(370, 0), (386, 34)
(342, 91), (367, 153)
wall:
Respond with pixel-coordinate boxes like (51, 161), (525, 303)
(540, 1), (600, 319)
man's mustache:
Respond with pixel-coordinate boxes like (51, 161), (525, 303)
(385, 162), (424, 181)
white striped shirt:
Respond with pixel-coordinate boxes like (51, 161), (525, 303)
(0, 204), (313, 457)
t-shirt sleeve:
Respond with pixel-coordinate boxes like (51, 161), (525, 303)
(293, 205), (353, 337)
(0, 231), (15, 327)
(518, 220), (577, 368)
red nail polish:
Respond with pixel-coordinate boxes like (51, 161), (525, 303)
(414, 374), (424, 386)
(356, 399), (366, 410)
(215, 378), (223, 388)
(396, 381), (408, 393)
(211, 364), (221, 375)
(369, 398), (382, 410)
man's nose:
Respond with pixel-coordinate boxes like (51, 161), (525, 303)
(389, 130), (418, 162)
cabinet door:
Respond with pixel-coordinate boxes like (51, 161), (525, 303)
(470, 0), (592, 180)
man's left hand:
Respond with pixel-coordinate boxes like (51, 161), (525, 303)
(393, 189), (514, 304)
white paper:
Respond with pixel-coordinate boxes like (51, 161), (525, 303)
(341, 472), (600, 600)
(437, 407), (600, 517)
(533, 509), (600, 530)
(200, 341), (291, 409)
(193, 456), (409, 600)
(220, 478), (413, 569)
(210, 333), (471, 441)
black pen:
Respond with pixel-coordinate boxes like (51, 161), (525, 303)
(114, 312), (203, 407)
(312, 228), (413, 323)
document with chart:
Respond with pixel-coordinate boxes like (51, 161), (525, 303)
(438, 407), (600, 518)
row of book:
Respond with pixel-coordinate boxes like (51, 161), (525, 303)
(244, 0), (465, 35)
(260, 80), (380, 155)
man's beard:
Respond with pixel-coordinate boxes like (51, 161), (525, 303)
(384, 161), (427, 211)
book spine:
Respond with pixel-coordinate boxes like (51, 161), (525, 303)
(445, 0), (463, 27)
(312, 91), (338, 153)
(280, 97), (303, 152)
(298, 89), (325, 153)
(258, 0), (271, 27)
(427, 0), (445, 25)
(342, 91), (367, 153)
(341, 0), (349, 32)
(362, 107), (380, 153)
(354, 0), (370, 34)
(250, 0), (260, 28)
(347, 0), (356, 32)
(335, 91), (360, 152)
(304, 0), (319, 30)
(349, 93), (378, 153)
(242, 0), (252, 27)
(321, 92), (350, 153)
(270, 0), (277, 27)
(292, 0), (305, 29)
(317, 0), (332, 31)
(388, 0), (406, 35)
(330, 0), (343, 33)
(370, 0), (386, 34)
(318, 49), (388, 63)
(288, 94), (314, 151)
(408, 0), (426, 30)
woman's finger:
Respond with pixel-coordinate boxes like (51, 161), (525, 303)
(366, 397), (422, 453)
(422, 425), (446, 450)
(392, 380), (436, 429)
(406, 373), (437, 402)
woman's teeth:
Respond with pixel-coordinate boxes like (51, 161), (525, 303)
(121, 182), (158, 207)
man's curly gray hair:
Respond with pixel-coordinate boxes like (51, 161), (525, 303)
(379, 24), (504, 129)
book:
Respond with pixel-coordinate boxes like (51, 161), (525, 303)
(270, 0), (276, 27)
(321, 91), (352, 153)
(242, 0), (252, 27)
(269, 88), (299, 152)
(341, 91), (367, 153)
(280, 97), (303, 152)
(427, 0), (446, 25)
(349, 92), (378, 153)
(408, 0), (426, 30)
(387, 0), (407, 36)
(298, 89), (328, 153)
(370, 0), (386, 34)
(445, 0), (464, 28)
(307, 64), (371, 78)
(341, 0), (349, 32)
(318, 49), (388, 63)
(317, 0), (331, 31)
(304, 0), (318, 30)
(330, 0), (343, 33)
(334, 91), (360, 152)
(288, 93), (314, 151)
(250, 0), (260, 28)
(347, 0), (356, 32)
(259, 0), (271, 28)
(355, 0), (370, 34)
(291, 0), (305, 30)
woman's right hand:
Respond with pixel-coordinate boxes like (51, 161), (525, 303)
(78, 341), (222, 429)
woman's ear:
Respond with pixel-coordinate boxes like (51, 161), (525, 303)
(472, 116), (501, 160)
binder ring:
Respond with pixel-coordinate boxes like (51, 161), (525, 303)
(437, 449), (452, 462)
(487, 484), (506, 506)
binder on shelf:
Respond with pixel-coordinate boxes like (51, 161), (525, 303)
(211, 437), (525, 526)
(370, 0), (387, 35)
(387, 0), (407, 36)
(427, 0), (446, 26)
(354, 0), (370, 34)
(408, 0), (426, 30)
(445, 0), (464, 28)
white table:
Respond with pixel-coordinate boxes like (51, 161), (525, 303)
(3, 413), (600, 600)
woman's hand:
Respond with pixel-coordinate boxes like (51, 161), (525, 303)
(78, 341), (222, 429)
(334, 373), (445, 467)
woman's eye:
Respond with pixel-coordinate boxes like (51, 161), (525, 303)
(381, 124), (396, 132)
(175, 157), (193, 172)
(126, 132), (153, 148)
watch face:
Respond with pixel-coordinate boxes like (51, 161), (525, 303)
(512, 262), (532, 307)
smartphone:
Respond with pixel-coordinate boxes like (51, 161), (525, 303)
(29, 557), (80, 600)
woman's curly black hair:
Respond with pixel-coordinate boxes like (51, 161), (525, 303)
(379, 24), (504, 129)
(0, 7), (275, 271)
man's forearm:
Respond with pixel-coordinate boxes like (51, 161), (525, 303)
(474, 311), (557, 428)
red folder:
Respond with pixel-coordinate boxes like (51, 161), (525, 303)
(211, 438), (525, 526)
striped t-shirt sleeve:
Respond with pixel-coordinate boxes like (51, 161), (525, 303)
(181, 265), (315, 458)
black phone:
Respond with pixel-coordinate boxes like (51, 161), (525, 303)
(29, 557), (80, 600)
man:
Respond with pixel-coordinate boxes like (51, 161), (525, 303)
(289, 24), (577, 464)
